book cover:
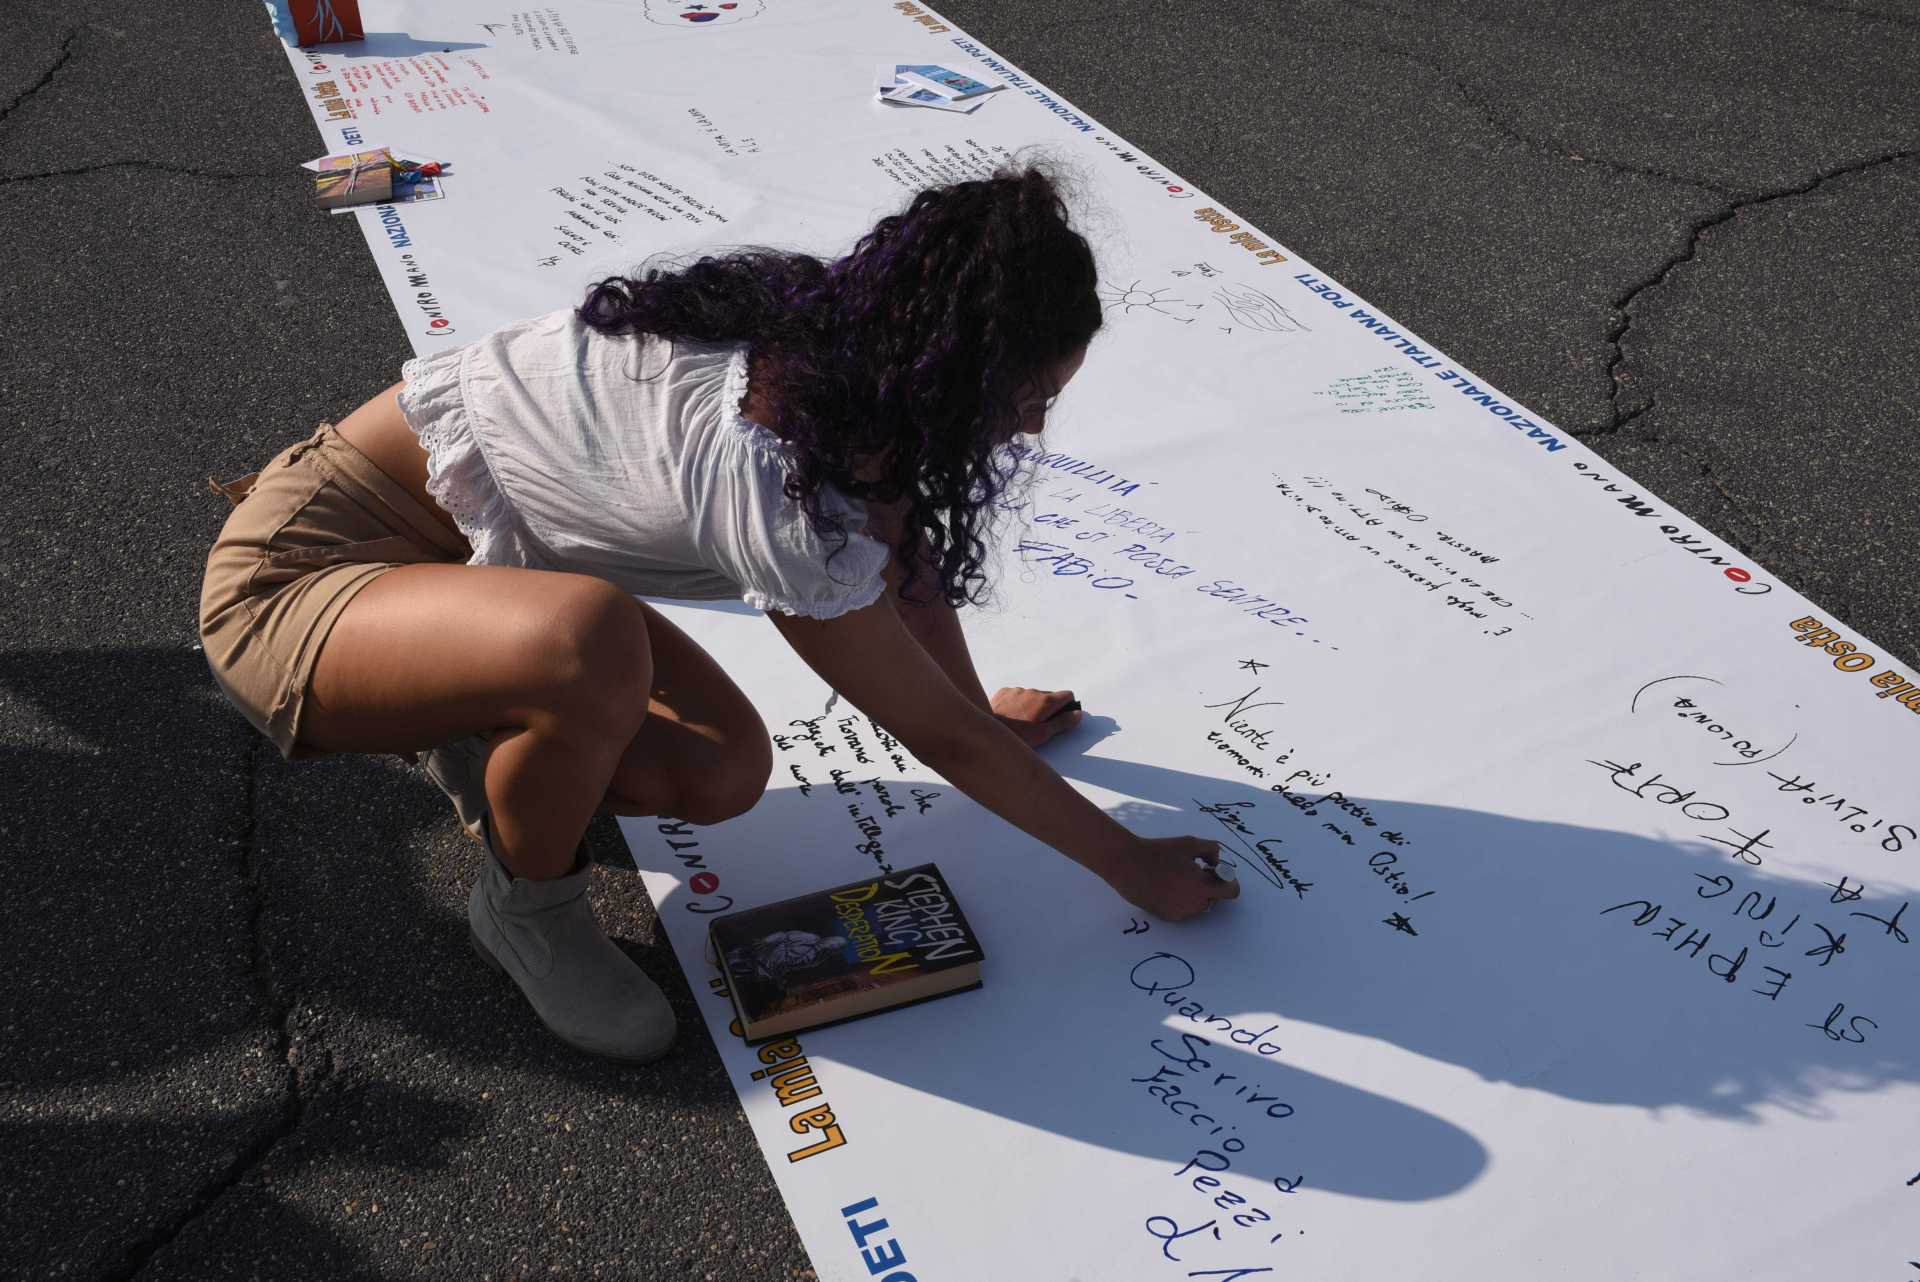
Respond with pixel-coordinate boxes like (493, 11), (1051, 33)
(710, 863), (984, 1043)
(312, 148), (393, 211)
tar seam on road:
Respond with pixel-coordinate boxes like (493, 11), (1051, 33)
(104, 734), (331, 1280)
(0, 26), (86, 133)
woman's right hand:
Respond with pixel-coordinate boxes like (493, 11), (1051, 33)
(1102, 835), (1239, 921)
(768, 602), (1246, 918)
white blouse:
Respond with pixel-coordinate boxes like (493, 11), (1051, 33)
(397, 309), (890, 619)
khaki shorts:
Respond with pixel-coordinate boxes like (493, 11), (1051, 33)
(199, 422), (469, 759)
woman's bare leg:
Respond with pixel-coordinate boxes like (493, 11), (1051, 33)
(600, 602), (772, 825)
(298, 563), (654, 879)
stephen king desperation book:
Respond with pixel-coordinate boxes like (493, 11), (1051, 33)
(710, 864), (984, 1042)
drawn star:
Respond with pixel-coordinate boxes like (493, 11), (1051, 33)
(1384, 912), (1418, 936)
(1238, 658), (1269, 673)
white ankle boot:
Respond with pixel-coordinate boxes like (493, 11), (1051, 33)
(467, 818), (677, 1063)
(422, 735), (490, 842)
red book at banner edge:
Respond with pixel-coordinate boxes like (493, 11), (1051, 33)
(290, 0), (364, 46)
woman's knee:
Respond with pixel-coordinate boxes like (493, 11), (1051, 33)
(668, 735), (773, 826)
(529, 577), (653, 738)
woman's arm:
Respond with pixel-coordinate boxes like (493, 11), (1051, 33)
(866, 498), (1076, 748)
(865, 497), (991, 706)
(769, 599), (1237, 921)
(890, 572), (993, 711)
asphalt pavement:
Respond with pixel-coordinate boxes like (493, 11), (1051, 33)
(2, 0), (1915, 1277)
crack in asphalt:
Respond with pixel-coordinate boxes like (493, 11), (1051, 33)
(1593, 148), (1919, 439)
(104, 738), (330, 1281)
(1683, 449), (1828, 606)
(1286, 28), (1733, 195)
(0, 27), (84, 134)
(1692, 456), (1769, 555)
(0, 30), (273, 191)
(1566, 393), (1658, 440)
(1, 161), (275, 186)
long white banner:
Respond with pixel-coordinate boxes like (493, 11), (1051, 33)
(275, 4), (1919, 1278)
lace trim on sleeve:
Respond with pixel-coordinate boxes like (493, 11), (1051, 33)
(739, 565), (890, 620)
(398, 350), (529, 568)
(722, 346), (890, 618)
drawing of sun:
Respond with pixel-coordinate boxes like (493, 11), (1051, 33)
(1098, 280), (1185, 317)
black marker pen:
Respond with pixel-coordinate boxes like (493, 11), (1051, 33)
(1047, 699), (1083, 722)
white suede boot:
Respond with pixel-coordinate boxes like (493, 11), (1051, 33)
(421, 735), (490, 842)
(467, 817), (677, 1063)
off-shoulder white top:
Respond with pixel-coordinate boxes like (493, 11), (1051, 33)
(397, 309), (889, 619)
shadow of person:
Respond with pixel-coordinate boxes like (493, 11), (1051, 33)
(1041, 724), (1911, 1126)
(11, 644), (1907, 1218)
(629, 715), (1916, 1207)
(0, 641), (744, 1131)
(4, 1057), (468, 1281)
(632, 769), (1495, 1204)
(0, 642), (789, 1273)
(0, 645), (272, 1090)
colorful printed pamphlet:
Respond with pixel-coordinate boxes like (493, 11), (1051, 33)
(898, 65), (1002, 100)
(879, 82), (984, 113)
(873, 62), (1001, 112)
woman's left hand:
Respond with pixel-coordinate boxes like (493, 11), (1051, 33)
(992, 686), (1082, 749)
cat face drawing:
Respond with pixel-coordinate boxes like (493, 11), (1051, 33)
(642, 0), (765, 26)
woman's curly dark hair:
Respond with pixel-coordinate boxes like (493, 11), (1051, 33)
(577, 164), (1102, 607)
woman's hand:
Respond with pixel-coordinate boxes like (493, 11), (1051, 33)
(770, 604), (1226, 909)
(992, 685), (1082, 749)
(1102, 835), (1239, 921)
